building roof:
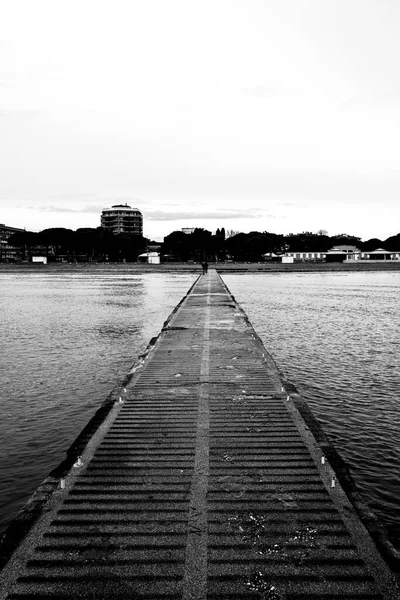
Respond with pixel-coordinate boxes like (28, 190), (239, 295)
(102, 204), (142, 212)
(330, 244), (360, 251)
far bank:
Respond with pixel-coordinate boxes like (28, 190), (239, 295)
(2, 261), (400, 274)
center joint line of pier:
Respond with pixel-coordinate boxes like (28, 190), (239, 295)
(182, 276), (211, 600)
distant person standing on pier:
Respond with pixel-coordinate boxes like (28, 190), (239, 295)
(202, 261), (208, 274)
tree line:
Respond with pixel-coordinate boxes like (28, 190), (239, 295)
(161, 229), (400, 261)
(7, 228), (148, 262)
(7, 226), (400, 262)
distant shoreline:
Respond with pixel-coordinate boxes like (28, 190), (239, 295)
(1, 261), (400, 274)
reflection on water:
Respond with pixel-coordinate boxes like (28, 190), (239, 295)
(224, 272), (400, 549)
(0, 269), (196, 533)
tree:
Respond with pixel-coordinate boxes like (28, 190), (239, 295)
(225, 231), (284, 261)
(74, 228), (103, 260)
(383, 233), (400, 251)
(245, 233), (283, 260)
(360, 238), (383, 251)
(284, 232), (331, 252)
(189, 228), (212, 261)
(225, 232), (257, 261)
(35, 228), (75, 259)
(209, 234), (225, 261)
(101, 233), (147, 262)
(330, 234), (362, 247)
(7, 231), (39, 260)
(162, 231), (191, 261)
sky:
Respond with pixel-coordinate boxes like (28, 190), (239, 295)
(1, 0), (400, 242)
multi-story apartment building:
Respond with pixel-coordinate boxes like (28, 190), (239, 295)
(0, 223), (25, 261)
(101, 204), (143, 236)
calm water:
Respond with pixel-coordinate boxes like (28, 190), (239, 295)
(1, 269), (399, 552)
(224, 271), (400, 549)
(0, 267), (197, 534)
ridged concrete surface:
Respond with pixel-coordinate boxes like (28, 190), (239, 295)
(0, 270), (398, 599)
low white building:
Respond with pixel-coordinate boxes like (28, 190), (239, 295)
(284, 251), (326, 261)
(137, 252), (160, 264)
(262, 252), (279, 261)
(363, 248), (396, 261)
(284, 246), (400, 262)
(347, 248), (400, 261)
(32, 256), (47, 264)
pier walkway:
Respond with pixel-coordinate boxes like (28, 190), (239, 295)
(0, 270), (397, 599)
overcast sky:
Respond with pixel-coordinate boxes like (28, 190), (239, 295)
(1, 0), (399, 241)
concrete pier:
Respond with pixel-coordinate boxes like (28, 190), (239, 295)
(0, 270), (398, 599)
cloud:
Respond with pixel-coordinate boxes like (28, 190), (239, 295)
(144, 209), (267, 221)
(241, 83), (286, 100)
(29, 204), (101, 214)
(0, 109), (44, 122)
